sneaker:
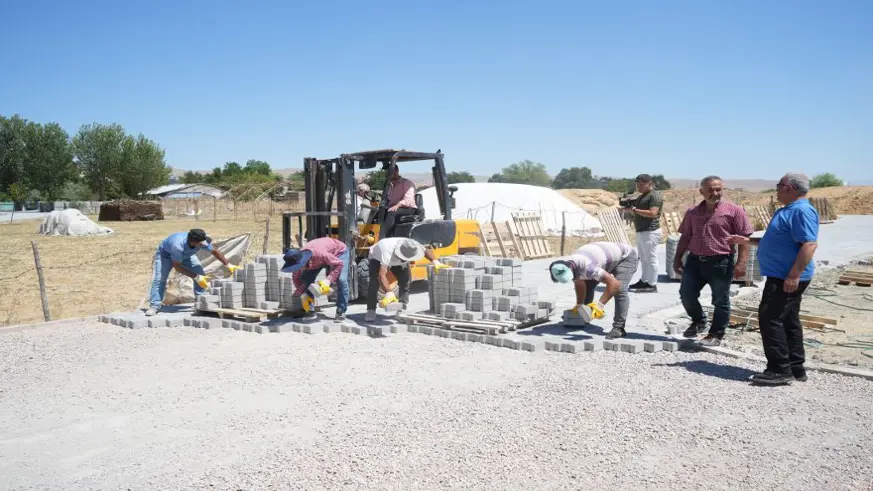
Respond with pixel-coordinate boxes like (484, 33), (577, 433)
(792, 368), (808, 382)
(365, 310), (377, 322)
(751, 370), (794, 386)
(334, 312), (346, 323)
(698, 335), (721, 347)
(635, 283), (658, 293)
(605, 327), (626, 339)
(683, 321), (708, 338)
(628, 280), (647, 290)
(144, 307), (158, 316)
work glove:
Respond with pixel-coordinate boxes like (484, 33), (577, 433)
(226, 264), (240, 274)
(379, 293), (399, 308)
(587, 301), (606, 320)
(194, 275), (210, 289)
(301, 293), (314, 313)
(316, 280), (331, 295)
(432, 260), (449, 271)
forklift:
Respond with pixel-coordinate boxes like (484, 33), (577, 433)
(281, 149), (484, 301)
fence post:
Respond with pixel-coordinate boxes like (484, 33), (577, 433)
(31, 241), (51, 322)
(213, 198), (217, 222)
(490, 201), (496, 222)
(263, 216), (271, 255)
(560, 211), (566, 256)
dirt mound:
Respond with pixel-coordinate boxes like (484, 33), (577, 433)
(557, 189), (619, 214)
(99, 200), (164, 221)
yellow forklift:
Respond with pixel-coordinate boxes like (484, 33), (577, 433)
(281, 149), (484, 301)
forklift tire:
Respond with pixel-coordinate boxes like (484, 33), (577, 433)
(356, 258), (398, 302)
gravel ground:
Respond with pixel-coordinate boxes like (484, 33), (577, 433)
(2, 321), (873, 490)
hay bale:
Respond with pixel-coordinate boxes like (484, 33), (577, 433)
(98, 199), (164, 221)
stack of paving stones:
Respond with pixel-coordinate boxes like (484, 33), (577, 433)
(429, 255), (554, 323)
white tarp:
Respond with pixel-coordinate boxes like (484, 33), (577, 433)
(162, 234), (252, 306)
(37, 209), (114, 236)
(419, 183), (603, 236)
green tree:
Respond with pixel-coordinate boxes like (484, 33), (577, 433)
(119, 134), (171, 198)
(181, 170), (202, 184)
(60, 181), (94, 201)
(651, 174), (672, 190)
(244, 159), (271, 176)
(605, 178), (634, 193)
(488, 160), (552, 187)
(72, 123), (127, 200)
(810, 173), (843, 189)
(0, 114), (30, 193)
(364, 169), (387, 190)
(447, 171), (476, 184)
(222, 161), (243, 177)
(7, 182), (28, 220)
(551, 167), (595, 189)
(24, 122), (76, 200)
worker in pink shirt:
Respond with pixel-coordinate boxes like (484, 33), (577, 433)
(281, 237), (350, 322)
(380, 165), (417, 238)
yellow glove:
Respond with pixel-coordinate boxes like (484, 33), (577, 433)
(226, 264), (240, 274)
(432, 260), (449, 271)
(194, 275), (209, 289)
(301, 294), (314, 313)
(379, 293), (399, 308)
(316, 280), (331, 295)
(587, 301), (606, 320)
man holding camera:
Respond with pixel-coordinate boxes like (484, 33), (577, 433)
(625, 174), (663, 293)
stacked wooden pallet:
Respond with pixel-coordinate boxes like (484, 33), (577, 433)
(838, 269), (873, 287)
(510, 212), (554, 259)
(660, 211), (683, 235)
(397, 311), (549, 336)
(712, 305), (839, 331)
(194, 306), (288, 322)
(771, 197), (836, 223)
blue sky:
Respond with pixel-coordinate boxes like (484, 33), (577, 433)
(1, 0), (870, 181)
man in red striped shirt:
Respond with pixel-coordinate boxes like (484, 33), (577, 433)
(281, 237), (350, 321)
(674, 176), (753, 346)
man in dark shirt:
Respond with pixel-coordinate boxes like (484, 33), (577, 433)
(625, 174), (663, 293)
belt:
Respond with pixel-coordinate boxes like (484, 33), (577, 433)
(689, 253), (731, 261)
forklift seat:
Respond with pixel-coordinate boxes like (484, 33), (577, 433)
(397, 193), (425, 224)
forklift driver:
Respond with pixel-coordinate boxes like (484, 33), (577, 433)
(380, 165), (417, 238)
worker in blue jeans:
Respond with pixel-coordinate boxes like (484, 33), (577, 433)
(281, 237), (350, 321)
(146, 229), (237, 316)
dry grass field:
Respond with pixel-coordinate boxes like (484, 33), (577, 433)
(0, 216), (285, 327)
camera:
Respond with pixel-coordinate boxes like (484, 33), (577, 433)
(619, 193), (638, 209)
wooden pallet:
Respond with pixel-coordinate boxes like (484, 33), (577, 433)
(838, 270), (873, 287)
(398, 311), (550, 335)
(596, 207), (631, 245)
(660, 211), (683, 235)
(195, 307), (287, 322)
(745, 205), (772, 230)
(771, 197), (836, 223)
(510, 212), (554, 259)
(478, 222), (522, 258)
(712, 305), (839, 331)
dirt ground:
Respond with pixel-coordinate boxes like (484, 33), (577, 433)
(0, 216), (284, 327)
(560, 186), (873, 216)
(722, 260), (873, 370)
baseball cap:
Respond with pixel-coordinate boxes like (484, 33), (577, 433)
(187, 228), (212, 245)
(549, 262), (574, 283)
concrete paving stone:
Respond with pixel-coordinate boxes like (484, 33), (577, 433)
(147, 316), (167, 328)
(419, 326), (434, 336)
(457, 312), (480, 321)
(408, 324), (420, 333)
(583, 340), (603, 351)
(545, 341), (562, 352)
(521, 340), (544, 352)
(435, 328), (450, 338)
(340, 324), (353, 334)
(254, 325), (270, 334)
(386, 303), (404, 313)
(560, 343), (578, 354)
(389, 324), (407, 334)
(538, 300), (556, 311)
(366, 326), (384, 337)
(485, 311), (510, 321)
(501, 338), (521, 350)
(268, 322), (295, 333)
(441, 303), (466, 318)
(465, 333), (484, 343)
(484, 335), (501, 346)
(536, 308), (550, 319)
(351, 326), (366, 335)
(183, 318), (193, 327)
(603, 340), (621, 351)
(302, 323), (324, 334)
(450, 331), (467, 341)
(620, 340), (644, 354)
(127, 319), (147, 329)
(644, 341), (664, 353)
(503, 287), (522, 296)
(563, 317), (587, 327)
(259, 301), (280, 310)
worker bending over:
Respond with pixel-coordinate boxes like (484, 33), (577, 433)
(365, 237), (444, 321)
(548, 242), (639, 339)
(281, 237), (350, 321)
(146, 228), (237, 316)
(380, 165), (417, 238)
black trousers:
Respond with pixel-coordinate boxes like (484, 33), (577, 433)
(366, 259), (411, 311)
(380, 207), (416, 238)
(758, 277), (810, 374)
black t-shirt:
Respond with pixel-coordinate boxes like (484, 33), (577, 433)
(633, 190), (663, 232)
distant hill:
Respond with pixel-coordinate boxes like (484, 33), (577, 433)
(667, 178), (775, 191)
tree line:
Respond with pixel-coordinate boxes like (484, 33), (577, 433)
(486, 160), (671, 192)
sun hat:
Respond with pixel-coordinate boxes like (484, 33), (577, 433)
(281, 249), (314, 273)
(394, 239), (425, 262)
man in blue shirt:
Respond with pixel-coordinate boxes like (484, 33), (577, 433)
(728, 173), (819, 386)
(146, 228), (237, 316)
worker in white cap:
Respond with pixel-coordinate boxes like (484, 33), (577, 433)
(365, 237), (445, 321)
(548, 241), (638, 339)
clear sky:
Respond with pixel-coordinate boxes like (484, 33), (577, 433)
(1, 0), (870, 181)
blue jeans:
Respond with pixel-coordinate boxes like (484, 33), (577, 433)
(679, 254), (733, 337)
(296, 249), (350, 313)
(149, 250), (206, 308)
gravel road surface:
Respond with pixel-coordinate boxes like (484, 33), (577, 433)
(1, 320), (872, 490)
